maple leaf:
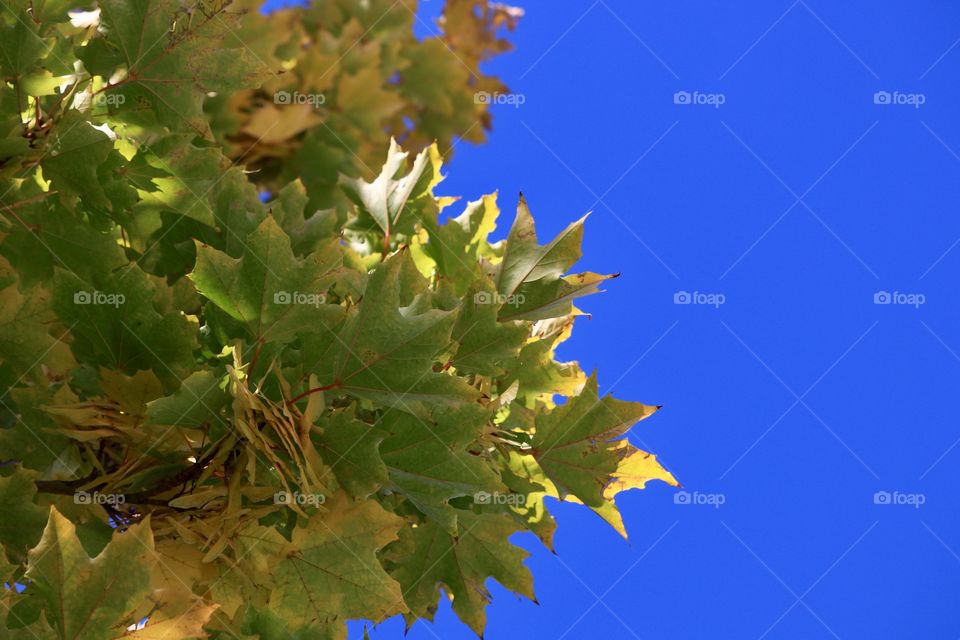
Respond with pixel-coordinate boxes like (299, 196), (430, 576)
(416, 192), (499, 294)
(340, 139), (443, 244)
(0, 472), (47, 563)
(386, 510), (535, 636)
(531, 374), (677, 537)
(40, 112), (122, 213)
(26, 507), (155, 639)
(190, 216), (345, 345)
(306, 250), (479, 418)
(313, 407), (389, 500)
(249, 494), (405, 630)
(82, 0), (270, 135)
(52, 264), (197, 390)
(378, 404), (501, 532)
(0, 11), (50, 79)
(450, 278), (529, 376)
(494, 196), (614, 321)
(145, 369), (231, 438)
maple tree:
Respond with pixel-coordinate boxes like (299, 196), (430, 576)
(0, 1), (677, 638)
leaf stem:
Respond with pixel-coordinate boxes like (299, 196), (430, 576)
(286, 380), (342, 406)
(247, 338), (264, 374)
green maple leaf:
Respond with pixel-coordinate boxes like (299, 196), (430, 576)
(492, 196), (612, 321)
(129, 135), (264, 236)
(26, 507), (155, 640)
(0, 10), (49, 78)
(399, 39), (472, 120)
(494, 195), (585, 298)
(0, 200), (129, 287)
(379, 404), (500, 532)
(52, 264), (197, 390)
(256, 494), (405, 629)
(314, 408), (389, 500)
(0, 118), (30, 162)
(530, 374), (676, 537)
(190, 216), (345, 344)
(124, 137), (267, 279)
(84, 0), (271, 134)
(145, 369), (230, 430)
(0, 386), (76, 472)
(418, 192), (499, 294)
(306, 251), (478, 417)
(270, 179), (339, 256)
(450, 278), (529, 376)
(0, 471), (47, 563)
(386, 510), (535, 635)
(130, 136), (233, 229)
(500, 335), (586, 405)
(40, 112), (134, 214)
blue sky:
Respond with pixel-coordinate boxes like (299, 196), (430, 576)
(273, 2), (960, 638)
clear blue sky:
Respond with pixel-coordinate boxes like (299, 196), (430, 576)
(273, 2), (960, 638)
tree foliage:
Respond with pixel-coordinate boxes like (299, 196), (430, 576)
(0, 1), (676, 638)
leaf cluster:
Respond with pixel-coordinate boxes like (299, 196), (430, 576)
(0, 1), (675, 638)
